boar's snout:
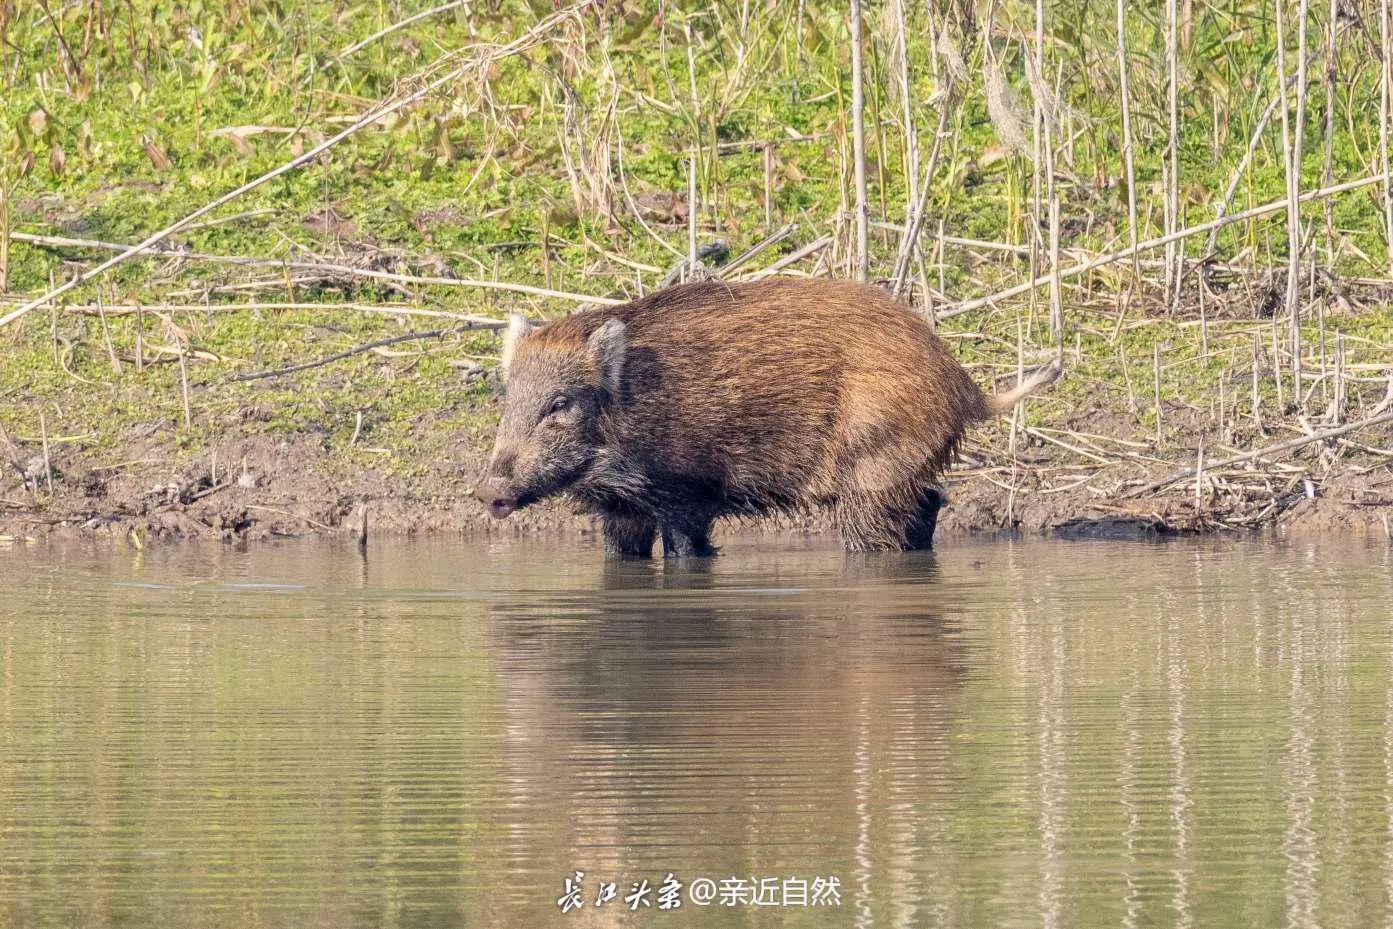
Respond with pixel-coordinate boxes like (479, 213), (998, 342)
(473, 478), (519, 519)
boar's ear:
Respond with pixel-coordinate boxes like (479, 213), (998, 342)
(587, 318), (626, 396)
(499, 313), (532, 378)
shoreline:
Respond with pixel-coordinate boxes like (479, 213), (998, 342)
(3, 428), (1389, 545)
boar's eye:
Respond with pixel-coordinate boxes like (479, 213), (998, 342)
(545, 395), (571, 417)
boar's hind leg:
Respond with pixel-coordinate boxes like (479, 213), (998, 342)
(602, 515), (657, 558)
(660, 515), (717, 558)
(904, 486), (943, 550)
(834, 482), (916, 552)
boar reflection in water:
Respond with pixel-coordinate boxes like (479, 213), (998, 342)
(489, 554), (964, 887)
(474, 279), (1060, 555)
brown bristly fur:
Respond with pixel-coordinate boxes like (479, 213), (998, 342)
(475, 278), (1058, 555)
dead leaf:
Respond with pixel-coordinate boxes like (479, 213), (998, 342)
(227, 133), (254, 157)
(48, 141), (66, 177)
(142, 135), (172, 171)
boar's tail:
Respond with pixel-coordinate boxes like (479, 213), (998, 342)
(984, 357), (1064, 416)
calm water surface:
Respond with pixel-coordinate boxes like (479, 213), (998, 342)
(2, 535), (1392, 928)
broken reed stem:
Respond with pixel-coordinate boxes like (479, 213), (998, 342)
(0, 0), (598, 330)
(1334, 330), (1346, 423)
(850, 0), (869, 282)
(95, 287), (121, 374)
(177, 349), (192, 429)
(1251, 335), (1263, 429)
(1219, 374), (1227, 439)
(1153, 342), (1163, 447)
(1194, 439), (1204, 508)
(47, 271), (58, 365)
(942, 170), (1393, 318)
(39, 411), (53, 496)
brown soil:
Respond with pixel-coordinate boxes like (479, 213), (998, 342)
(2, 403), (1390, 546)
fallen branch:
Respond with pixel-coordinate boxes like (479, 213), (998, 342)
(335, 0), (469, 60)
(0, 0), (597, 331)
(941, 170), (1393, 318)
(10, 301), (506, 326)
(6, 232), (620, 305)
(228, 328), (454, 382)
(718, 224), (797, 279)
(1125, 408), (1393, 497)
(742, 235), (834, 281)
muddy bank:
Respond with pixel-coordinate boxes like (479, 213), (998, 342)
(2, 400), (1390, 546)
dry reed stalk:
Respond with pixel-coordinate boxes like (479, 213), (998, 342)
(10, 231), (621, 305)
(1131, 408), (1393, 495)
(763, 143), (774, 230)
(943, 170), (1393, 317)
(38, 411), (52, 496)
(0, 0), (598, 330)
(1321, 0), (1338, 264)
(1334, 331), (1346, 423)
(890, 90), (955, 296)
(1164, 0), (1181, 310)
(230, 328), (454, 382)
(1033, 0), (1062, 342)
(335, 0), (468, 60)
(1116, 0), (1140, 286)
(1383, 0), (1393, 273)
(177, 349), (192, 429)
(850, 0), (869, 281)
(1153, 343), (1163, 446)
(742, 235), (833, 280)
(890, 0), (918, 237)
(687, 145), (699, 278)
(1282, 0), (1312, 393)
(1205, 39), (1330, 257)
(0, 178), (8, 295)
(94, 288), (120, 374)
(47, 302), (506, 325)
(1252, 335), (1263, 430)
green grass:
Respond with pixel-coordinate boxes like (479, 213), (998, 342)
(1, 1), (1391, 487)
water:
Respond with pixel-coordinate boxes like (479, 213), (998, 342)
(2, 535), (1392, 928)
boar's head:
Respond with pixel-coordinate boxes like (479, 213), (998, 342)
(473, 313), (626, 518)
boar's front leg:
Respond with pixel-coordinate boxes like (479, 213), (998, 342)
(602, 514), (657, 558)
(660, 514), (717, 558)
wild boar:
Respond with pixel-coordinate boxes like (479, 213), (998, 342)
(473, 278), (1060, 555)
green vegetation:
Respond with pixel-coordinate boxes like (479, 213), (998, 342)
(1, 0), (1390, 528)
